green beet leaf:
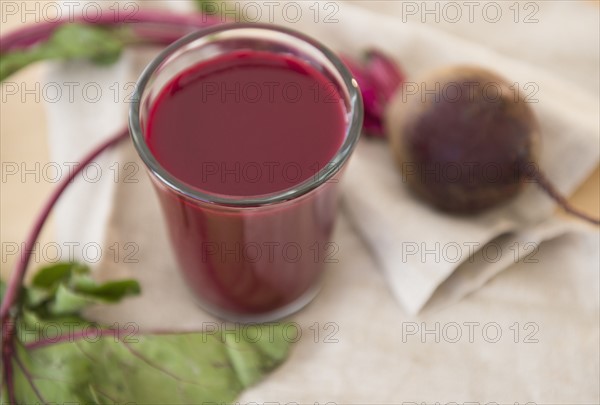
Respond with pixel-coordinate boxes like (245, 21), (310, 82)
(31, 262), (79, 288)
(2, 262), (293, 403)
(71, 277), (141, 302)
(49, 283), (107, 315)
(10, 324), (291, 403)
(23, 285), (51, 308)
(17, 309), (92, 345)
(0, 278), (6, 303)
(45, 23), (124, 64)
(0, 23), (125, 82)
(25, 262), (140, 317)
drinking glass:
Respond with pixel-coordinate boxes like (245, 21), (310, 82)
(129, 23), (363, 322)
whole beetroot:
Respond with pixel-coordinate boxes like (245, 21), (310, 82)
(387, 66), (540, 213)
(385, 65), (599, 225)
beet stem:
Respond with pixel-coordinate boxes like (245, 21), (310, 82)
(0, 128), (129, 321)
(526, 166), (600, 226)
(0, 128), (129, 399)
(0, 10), (219, 53)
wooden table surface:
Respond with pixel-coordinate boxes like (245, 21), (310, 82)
(1, 3), (598, 274)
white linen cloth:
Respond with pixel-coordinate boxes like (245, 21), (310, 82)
(42, 0), (599, 401)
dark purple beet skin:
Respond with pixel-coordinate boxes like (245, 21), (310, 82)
(387, 66), (540, 214)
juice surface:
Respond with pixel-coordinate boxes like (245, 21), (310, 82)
(147, 50), (347, 196)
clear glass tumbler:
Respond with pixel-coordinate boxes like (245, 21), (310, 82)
(129, 23), (362, 323)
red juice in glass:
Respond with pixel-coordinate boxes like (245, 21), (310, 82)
(130, 24), (362, 322)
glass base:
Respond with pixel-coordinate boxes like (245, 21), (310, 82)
(190, 281), (322, 324)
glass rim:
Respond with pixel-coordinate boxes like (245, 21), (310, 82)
(129, 23), (363, 207)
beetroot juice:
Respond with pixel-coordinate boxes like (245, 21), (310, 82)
(130, 24), (362, 322)
(147, 51), (347, 196)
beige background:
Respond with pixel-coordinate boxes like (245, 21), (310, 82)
(1, 1), (599, 275)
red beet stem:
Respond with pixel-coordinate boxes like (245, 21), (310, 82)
(524, 165), (600, 225)
(341, 50), (404, 137)
(0, 9), (220, 53)
(364, 50), (405, 105)
(0, 129), (128, 321)
(2, 321), (16, 403)
(0, 129), (129, 399)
